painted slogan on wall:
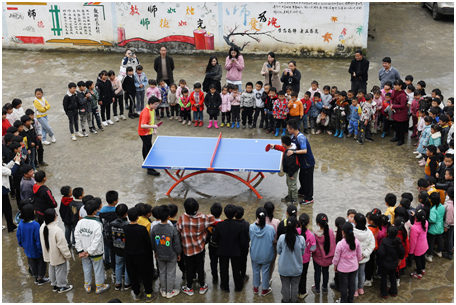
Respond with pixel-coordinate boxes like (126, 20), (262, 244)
(3, 2), (368, 55)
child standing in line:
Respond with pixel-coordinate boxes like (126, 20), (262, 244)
(347, 97), (361, 139)
(220, 86), (231, 128)
(321, 86), (332, 115)
(381, 92), (394, 138)
(176, 79), (190, 99)
(108, 70), (126, 122)
(146, 80), (161, 106)
(299, 92), (312, 134)
(134, 65), (148, 114)
(122, 67), (138, 119)
(207, 203), (223, 284)
(357, 89), (366, 106)
(137, 203), (152, 234)
(273, 91), (289, 137)
(297, 213), (316, 299)
(411, 91), (422, 138)
(12, 99), (25, 121)
(330, 217), (346, 291)
(364, 211), (381, 286)
(265, 87), (278, 134)
(17, 204), (50, 285)
(235, 206), (250, 282)
(394, 217), (410, 287)
(230, 86), (242, 129)
(240, 82), (256, 129)
(151, 205), (182, 299)
(409, 209), (428, 279)
(426, 192), (446, 262)
(416, 116), (433, 162)
(205, 84), (222, 129)
(333, 91), (350, 139)
(277, 216), (305, 303)
(2, 108), (11, 136)
(307, 80), (322, 99)
(261, 84), (271, 130)
(168, 84), (180, 120)
(62, 82), (82, 141)
(96, 70), (115, 126)
(381, 81), (393, 101)
(429, 124), (442, 148)
(285, 86), (293, 102)
(384, 193), (397, 224)
(178, 88), (192, 126)
(59, 186), (74, 249)
(424, 145), (440, 179)
(33, 89), (55, 145)
(333, 222), (363, 303)
(190, 82), (205, 127)
(98, 191), (119, 271)
(249, 207), (275, 297)
(309, 92), (323, 135)
(39, 208), (73, 293)
(86, 81), (103, 131)
(373, 89), (383, 133)
(357, 93), (375, 144)
(74, 199), (111, 294)
(353, 214), (375, 297)
(253, 81), (265, 128)
(158, 79), (170, 118)
(4, 103), (18, 126)
(287, 92), (303, 131)
(415, 108), (427, 140)
(76, 81), (92, 137)
(443, 187), (454, 260)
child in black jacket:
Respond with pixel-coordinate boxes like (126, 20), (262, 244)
(204, 84), (222, 129)
(235, 206), (250, 282)
(122, 66), (138, 118)
(267, 135), (300, 205)
(62, 82), (81, 140)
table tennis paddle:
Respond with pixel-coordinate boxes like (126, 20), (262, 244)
(157, 121), (163, 127)
(265, 144), (271, 152)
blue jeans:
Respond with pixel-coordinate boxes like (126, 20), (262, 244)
(301, 113), (308, 130)
(136, 90), (145, 112)
(193, 110), (203, 121)
(29, 148), (36, 171)
(82, 256), (105, 286)
(64, 223), (75, 247)
(355, 262), (366, 289)
(251, 260), (271, 290)
(348, 119), (359, 135)
(115, 255), (130, 285)
(37, 116), (54, 141)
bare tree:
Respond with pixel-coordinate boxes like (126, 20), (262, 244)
(223, 24), (293, 51)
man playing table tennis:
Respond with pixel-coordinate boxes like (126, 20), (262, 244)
(138, 96), (162, 176)
(286, 119), (315, 205)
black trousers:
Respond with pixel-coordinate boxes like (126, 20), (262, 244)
(313, 260), (329, 290)
(219, 255), (242, 292)
(267, 113), (275, 131)
(394, 120), (408, 143)
(2, 193), (17, 232)
(380, 268), (397, 297)
(67, 112), (79, 134)
(113, 95), (124, 116)
(28, 256), (47, 278)
(298, 166), (314, 201)
(339, 270), (356, 303)
(253, 107), (265, 126)
(125, 92), (136, 115)
(351, 78), (367, 94)
(427, 233), (443, 255)
(241, 107), (254, 125)
(231, 105), (241, 122)
(275, 118), (287, 128)
(239, 249), (248, 278)
(35, 139), (44, 164)
(181, 109), (191, 121)
(185, 251), (205, 289)
(298, 262), (310, 294)
(221, 111), (231, 123)
(100, 102), (111, 121)
(209, 114), (218, 120)
(359, 120), (372, 143)
(125, 252), (153, 296)
(209, 245), (219, 279)
(140, 135), (152, 160)
(365, 250), (376, 281)
(414, 254), (426, 274)
(170, 104), (180, 117)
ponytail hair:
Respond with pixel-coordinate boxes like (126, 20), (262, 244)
(342, 222), (356, 251)
(394, 216), (407, 244)
(354, 213), (367, 230)
(429, 192), (441, 208)
(43, 208), (56, 252)
(256, 207), (267, 229)
(264, 202), (275, 220)
(316, 213), (330, 255)
(415, 209), (427, 231)
(98, 70), (108, 78)
(380, 215), (390, 231)
(299, 213), (310, 242)
(334, 217), (345, 244)
(285, 216), (298, 252)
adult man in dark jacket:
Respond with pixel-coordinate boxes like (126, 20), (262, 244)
(348, 50), (369, 93)
(212, 204), (247, 293)
(32, 170), (57, 224)
(153, 46), (174, 86)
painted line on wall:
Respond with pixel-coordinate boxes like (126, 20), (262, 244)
(15, 36), (44, 44)
(6, 2), (47, 5)
(118, 36), (195, 47)
(46, 38), (113, 46)
(6, 7), (18, 10)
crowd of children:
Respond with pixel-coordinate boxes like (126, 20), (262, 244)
(11, 174), (454, 302)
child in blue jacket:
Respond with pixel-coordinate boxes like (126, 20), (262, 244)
(134, 65), (148, 113)
(347, 97), (361, 139)
(309, 92), (323, 134)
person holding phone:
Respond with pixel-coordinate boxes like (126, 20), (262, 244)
(225, 46), (245, 92)
(122, 49), (140, 72)
(280, 61), (302, 94)
(261, 52), (281, 89)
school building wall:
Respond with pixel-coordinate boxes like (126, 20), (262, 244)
(2, 2), (369, 57)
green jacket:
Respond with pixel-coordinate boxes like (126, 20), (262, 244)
(178, 96), (191, 109)
(88, 88), (99, 108)
(428, 204), (445, 235)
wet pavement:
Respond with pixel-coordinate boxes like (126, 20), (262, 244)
(2, 3), (454, 303)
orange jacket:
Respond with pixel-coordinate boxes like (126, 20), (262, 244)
(190, 90), (205, 111)
(287, 100), (303, 117)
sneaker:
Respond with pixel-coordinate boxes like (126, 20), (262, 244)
(98, 126), (104, 131)
(416, 153), (423, 159)
(413, 150), (421, 154)
(364, 279), (373, 287)
(422, 270), (426, 275)
(354, 290), (359, 297)
(253, 287), (259, 295)
(298, 292), (308, 299)
(379, 290), (388, 299)
(243, 274), (249, 282)
(357, 140), (363, 145)
(170, 116), (174, 120)
(188, 121), (192, 126)
(248, 124), (253, 129)
(326, 130), (332, 135)
(167, 289), (180, 299)
(411, 272), (422, 279)
(443, 252), (453, 260)
(115, 284), (122, 291)
(83, 132), (89, 137)
(53, 285), (59, 292)
(322, 287), (328, 293)
(102, 121), (108, 126)
(120, 115), (127, 120)
(84, 284), (92, 293)
(114, 116), (119, 122)
(42, 140), (51, 145)
(95, 284), (110, 294)
(329, 282), (340, 292)
(316, 130), (322, 135)
(311, 285), (320, 294)
(181, 286), (194, 296)
(58, 285), (73, 293)
(160, 290), (167, 298)
(37, 277), (50, 285)
(281, 195), (291, 202)
(347, 133), (352, 138)
(388, 288), (397, 297)
(131, 290), (141, 301)
(107, 120), (114, 125)
(227, 123), (231, 127)
(220, 123), (225, 127)
(133, 113), (140, 118)
(300, 199), (314, 205)
(354, 135), (358, 140)
(76, 131), (84, 137)
(124, 284), (132, 290)
(435, 251), (443, 258)
(365, 138), (374, 142)
(50, 135), (57, 143)
(199, 283), (208, 294)
(425, 255), (433, 263)
(311, 129), (316, 135)
(262, 287), (273, 296)
(71, 134), (77, 141)
(242, 124), (246, 129)
(396, 279), (400, 287)
(128, 114), (136, 119)
(182, 120), (187, 125)
(358, 288), (364, 295)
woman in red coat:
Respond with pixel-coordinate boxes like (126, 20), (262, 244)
(390, 79), (408, 146)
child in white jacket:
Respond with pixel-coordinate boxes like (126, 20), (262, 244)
(74, 198), (110, 294)
(353, 213), (375, 296)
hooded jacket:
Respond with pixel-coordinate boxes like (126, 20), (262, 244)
(96, 77), (114, 104)
(428, 204), (446, 235)
(353, 227), (376, 264)
(76, 89), (92, 113)
(417, 124), (432, 154)
(312, 228), (336, 267)
(428, 131), (441, 147)
(39, 219), (72, 266)
(297, 228), (317, 264)
(59, 197), (74, 226)
(17, 220), (42, 258)
(33, 184), (57, 218)
(220, 92), (231, 113)
(409, 220), (428, 256)
(377, 235), (405, 271)
(249, 223), (275, 264)
(62, 91), (78, 114)
(108, 217), (129, 257)
(74, 216), (104, 258)
(151, 223), (182, 261)
(204, 92), (222, 116)
(332, 238), (363, 273)
(225, 55), (244, 82)
(277, 233), (306, 277)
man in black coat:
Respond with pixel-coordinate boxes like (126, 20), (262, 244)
(153, 46), (174, 86)
(212, 204), (247, 293)
(348, 50), (369, 94)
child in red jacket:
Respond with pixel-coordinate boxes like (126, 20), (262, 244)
(189, 83), (205, 127)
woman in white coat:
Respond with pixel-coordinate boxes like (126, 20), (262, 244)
(261, 52), (281, 89)
(353, 213), (375, 296)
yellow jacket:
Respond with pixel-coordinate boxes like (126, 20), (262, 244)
(33, 98), (51, 118)
(385, 206), (396, 224)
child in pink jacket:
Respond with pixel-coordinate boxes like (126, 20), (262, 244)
(409, 209), (428, 279)
(220, 86), (231, 127)
(312, 213), (336, 294)
(333, 222), (363, 303)
(297, 213), (316, 299)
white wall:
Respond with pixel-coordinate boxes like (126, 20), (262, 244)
(3, 2), (369, 56)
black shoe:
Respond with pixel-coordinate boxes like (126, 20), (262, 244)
(39, 162), (48, 166)
(330, 282), (340, 292)
(365, 138), (374, 142)
(128, 114), (135, 119)
(147, 169), (160, 176)
(259, 124), (263, 128)
(36, 278), (51, 285)
(212, 277), (218, 284)
(35, 164), (40, 169)
(104, 262), (112, 271)
(243, 275), (249, 282)
(58, 285), (73, 293)
(303, 129), (309, 134)
(53, 285), (59, 292)
(133, 113), (140, 117)
(220, 284), (230, 293)
(390, 137), (399, 142)
(397, 141), (405, 146)
(252, 124), (256, 128)
(167, 113), (171, 117)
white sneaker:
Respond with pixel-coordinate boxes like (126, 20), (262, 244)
(114, 116), (119, 122)
(435, 251), (442, 258)
(51, 135), (56, 143)
(364, 279), (373, 287)
(2, 225), (5, 230)
(396, 279), (400, 287)
(42, 140), (51, 145)
(71, 134), (77, 141)
(413, 150), (420, 154)
(107, 120), (114, 125)
(102, 121), (108, 126)
(416, 153), (423, 159)
(160, 290), (167, 298)
(425, 255), (433, 263)
(76, 131), (84, 137)
(83, 132), (89, 137)
(166, 289), (180, 299)
(120, 115), (126, 120)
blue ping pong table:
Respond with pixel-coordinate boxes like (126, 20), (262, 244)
(142, 133), (282, 198)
